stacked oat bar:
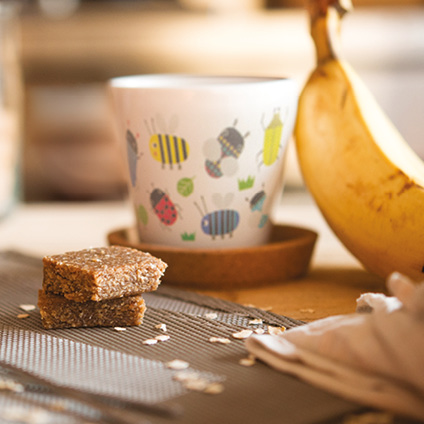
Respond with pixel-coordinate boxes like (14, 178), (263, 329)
(38, 246), (167, 329)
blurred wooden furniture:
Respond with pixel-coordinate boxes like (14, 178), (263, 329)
(19, 3), (424, 201)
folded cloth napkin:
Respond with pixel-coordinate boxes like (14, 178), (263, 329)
(245, 272), (424, 421)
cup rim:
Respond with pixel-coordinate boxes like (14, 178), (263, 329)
(109, 73), (293, 89)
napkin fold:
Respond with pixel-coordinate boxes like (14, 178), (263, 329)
(245, 272), (424, 421)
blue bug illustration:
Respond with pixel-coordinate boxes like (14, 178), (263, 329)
(247, 189), (269, 228)
(257, 108), (286, 168)
(195, 196), (240, 240)
(203, 120), (249, 179)
(126, 129), (142, 187)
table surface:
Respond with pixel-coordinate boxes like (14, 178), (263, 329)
(0, 189), (386, 322)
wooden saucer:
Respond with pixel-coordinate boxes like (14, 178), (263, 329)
(107, 224), (318, 290)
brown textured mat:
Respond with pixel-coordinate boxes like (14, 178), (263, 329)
(0, 251), (372, 424)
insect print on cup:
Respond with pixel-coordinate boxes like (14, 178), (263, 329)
(145, 115), (190, 170)
(126, 128), (142, 187)
(150, 187), (178, 226)
(203, 119), (249, 179)
(195, 196), (240, 240)
(257, 108), (286, 168)
(247, 188), (269, 229)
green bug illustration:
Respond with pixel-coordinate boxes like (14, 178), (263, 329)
(257, 108), (285, 168)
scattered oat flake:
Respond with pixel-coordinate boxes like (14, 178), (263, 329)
(155, 323), (167, 332)
(260, 306), (273, 311)
(243, 303), (255, 308)
(204, 312), (218, 320)
(239, 357), (256, 367)
(113, 327), (126, 332)
(172, 370), (224, 395)
(254, 328), (265, 335)
(249, 318), (263, 325)
(142, 339), (158, 345)
(268, 325), (286, 335)
(0, 379), (25, 393)
(300, 308), (315, 313)
(173, 370), (200, 382)
(166, 359), (189, 370)
(203, 382), (225, 394)
(17, 314), (29, 319)
(1, 407), (50, 424)
(209, 337), (231, 344)
(19, 304), (36, 312)
(232, 329), (253, 339)
(183, 378), (209, 391)
(155, 334), (170, 342)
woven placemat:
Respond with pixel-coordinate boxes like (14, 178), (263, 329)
(0, 250), (378, 424)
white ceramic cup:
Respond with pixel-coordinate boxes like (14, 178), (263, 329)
(109, 74), (298, 249)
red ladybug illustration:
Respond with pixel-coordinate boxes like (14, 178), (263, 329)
(150, 188), (178, 226)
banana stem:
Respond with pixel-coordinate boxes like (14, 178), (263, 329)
(308, 0), (352, 64)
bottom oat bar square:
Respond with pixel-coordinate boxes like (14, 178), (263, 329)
(38, 290), (146, 329)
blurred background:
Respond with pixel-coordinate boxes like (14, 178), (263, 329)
(2, 0), (424, 204)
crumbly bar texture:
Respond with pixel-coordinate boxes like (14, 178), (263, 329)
(42, 246), (167, 302)
(38, 290), (146, 329)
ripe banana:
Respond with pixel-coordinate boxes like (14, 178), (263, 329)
(295, 0), (424, 281)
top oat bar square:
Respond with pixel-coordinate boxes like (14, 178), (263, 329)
(42, 246), (167, 302)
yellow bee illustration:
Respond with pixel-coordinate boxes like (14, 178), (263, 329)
(145, 115), (190, 170)
(257, 108), (285, 168)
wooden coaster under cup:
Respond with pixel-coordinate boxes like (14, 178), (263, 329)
(107, 224), (318, 290)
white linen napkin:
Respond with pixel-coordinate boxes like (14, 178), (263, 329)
(245, 272), (424, 421)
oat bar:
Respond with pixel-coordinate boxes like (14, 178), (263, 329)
(38, 290), (146, 329)
(42, 246), (167, 302)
